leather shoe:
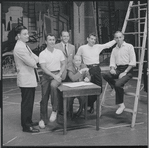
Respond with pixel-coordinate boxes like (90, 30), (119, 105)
(23, 126), (40, 133)
(87, 106), (94, 114)
(31, 122), (38, 126)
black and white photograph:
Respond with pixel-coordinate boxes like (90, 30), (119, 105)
(1, 0), (148, 147)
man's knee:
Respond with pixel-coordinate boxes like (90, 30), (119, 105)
(50, 80), (60, 89)
(102, 72), (110, 79)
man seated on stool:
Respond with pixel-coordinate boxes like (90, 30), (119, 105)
(67, 55), (91, 118)
(102, 31), (136, 115)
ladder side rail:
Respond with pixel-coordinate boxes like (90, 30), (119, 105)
(122, 1), (133, 33)
(131, 11), (147, 127)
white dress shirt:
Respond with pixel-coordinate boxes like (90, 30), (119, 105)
(110, 41), (136, 68)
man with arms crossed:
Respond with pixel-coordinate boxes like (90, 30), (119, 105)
(13, 25), (39, 133)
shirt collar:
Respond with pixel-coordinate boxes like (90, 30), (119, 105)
(18, 40), (26, 46)
(61, 42), (68, 47)
(116, 41), (126, 48)
(45, 47), (55, 53)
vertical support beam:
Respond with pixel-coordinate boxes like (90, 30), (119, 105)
(73, 2), (85, 50)
(147, 0), (149, 103)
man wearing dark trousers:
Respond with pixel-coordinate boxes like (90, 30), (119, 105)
(102, 31), (136, 114)
(13, 25), (40, 133)
(76, 33), (116, 113)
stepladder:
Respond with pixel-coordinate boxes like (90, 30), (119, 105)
(100, 1), (147, 128)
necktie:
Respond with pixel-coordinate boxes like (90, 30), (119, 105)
(64, 44), (68, 57)
(26, 45), (39, 82)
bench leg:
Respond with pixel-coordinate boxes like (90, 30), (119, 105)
(96, 95), (100, 131)
(84, 97), (88, 120)
(63, 97), (67, 135)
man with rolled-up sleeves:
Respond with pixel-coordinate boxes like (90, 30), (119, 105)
(102, 31), (136, 114)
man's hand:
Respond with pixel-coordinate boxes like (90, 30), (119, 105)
(84, 77), (89, 82)
(110, 68), (116, 75)
(79, 68), (89, 74)
(119, 72), (127, 79)
(53, 75), (62, 83)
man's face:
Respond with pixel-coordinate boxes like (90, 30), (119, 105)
(18, 29), (29, 43)
(114, 32), (124, 46)
(46, 35), (56, 48)
(87, 35), (96, 46)
(73, 56), (81, 67)
(61, 31), (70, 44)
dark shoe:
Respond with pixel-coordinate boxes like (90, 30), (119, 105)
(23, 126), (40, 133)
(31, 122), (38, 126)
(87, 106), (94, 114)
(58, 111), (69, 116)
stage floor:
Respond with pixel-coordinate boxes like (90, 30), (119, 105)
(2, 76), (148, 146)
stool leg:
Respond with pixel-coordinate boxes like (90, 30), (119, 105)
(99, 82), (109, 117)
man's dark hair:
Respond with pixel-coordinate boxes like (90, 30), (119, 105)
(15, 25), (27, 36)
(88, 33), (96, 38)
(60, 30), (69, 37)
(45, 33), (56, 40)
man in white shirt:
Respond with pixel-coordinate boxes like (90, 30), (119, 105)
(76, 33), (116, 113)
(102, 31), (136, 114)
(38, 33), (65, 128)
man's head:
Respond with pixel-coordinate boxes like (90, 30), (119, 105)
(73, 55), (82, 68)
(60, 31), (70, 44)
(114, 31), (124, 46)
(45, 33), (56, 48)
(15, 25), (29, 43)
(87, 33), (96, 47)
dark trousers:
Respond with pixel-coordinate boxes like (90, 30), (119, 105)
(87, 65), (102, 107)
(20, 87), (35, 129)
(40, 73), (61, 124)
(102, 65), (133, 104)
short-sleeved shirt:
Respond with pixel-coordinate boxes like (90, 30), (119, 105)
(39, 48), (65, 71)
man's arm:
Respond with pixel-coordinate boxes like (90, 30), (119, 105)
(15, 48), (38, 68)
(98, 40), (116, 52)
(58, 60), (66, 77)
(40, 63), (61, 82)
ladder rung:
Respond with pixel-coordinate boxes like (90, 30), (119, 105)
(134, 47), (147, 50)
(140, 8), (147, 11)
(127, 17), (146, 21)
(124, 108), (133, 113)
(130, 3), (147, 8)
(132, 77), (138, 80)
(124, 32), (144, 35)
(140, 22), (145, 24)
(124, 92), (136, 96)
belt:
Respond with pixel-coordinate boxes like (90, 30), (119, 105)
(87, 64), (99, 68)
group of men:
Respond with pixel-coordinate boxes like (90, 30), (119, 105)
(13, 25), (136, 133)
